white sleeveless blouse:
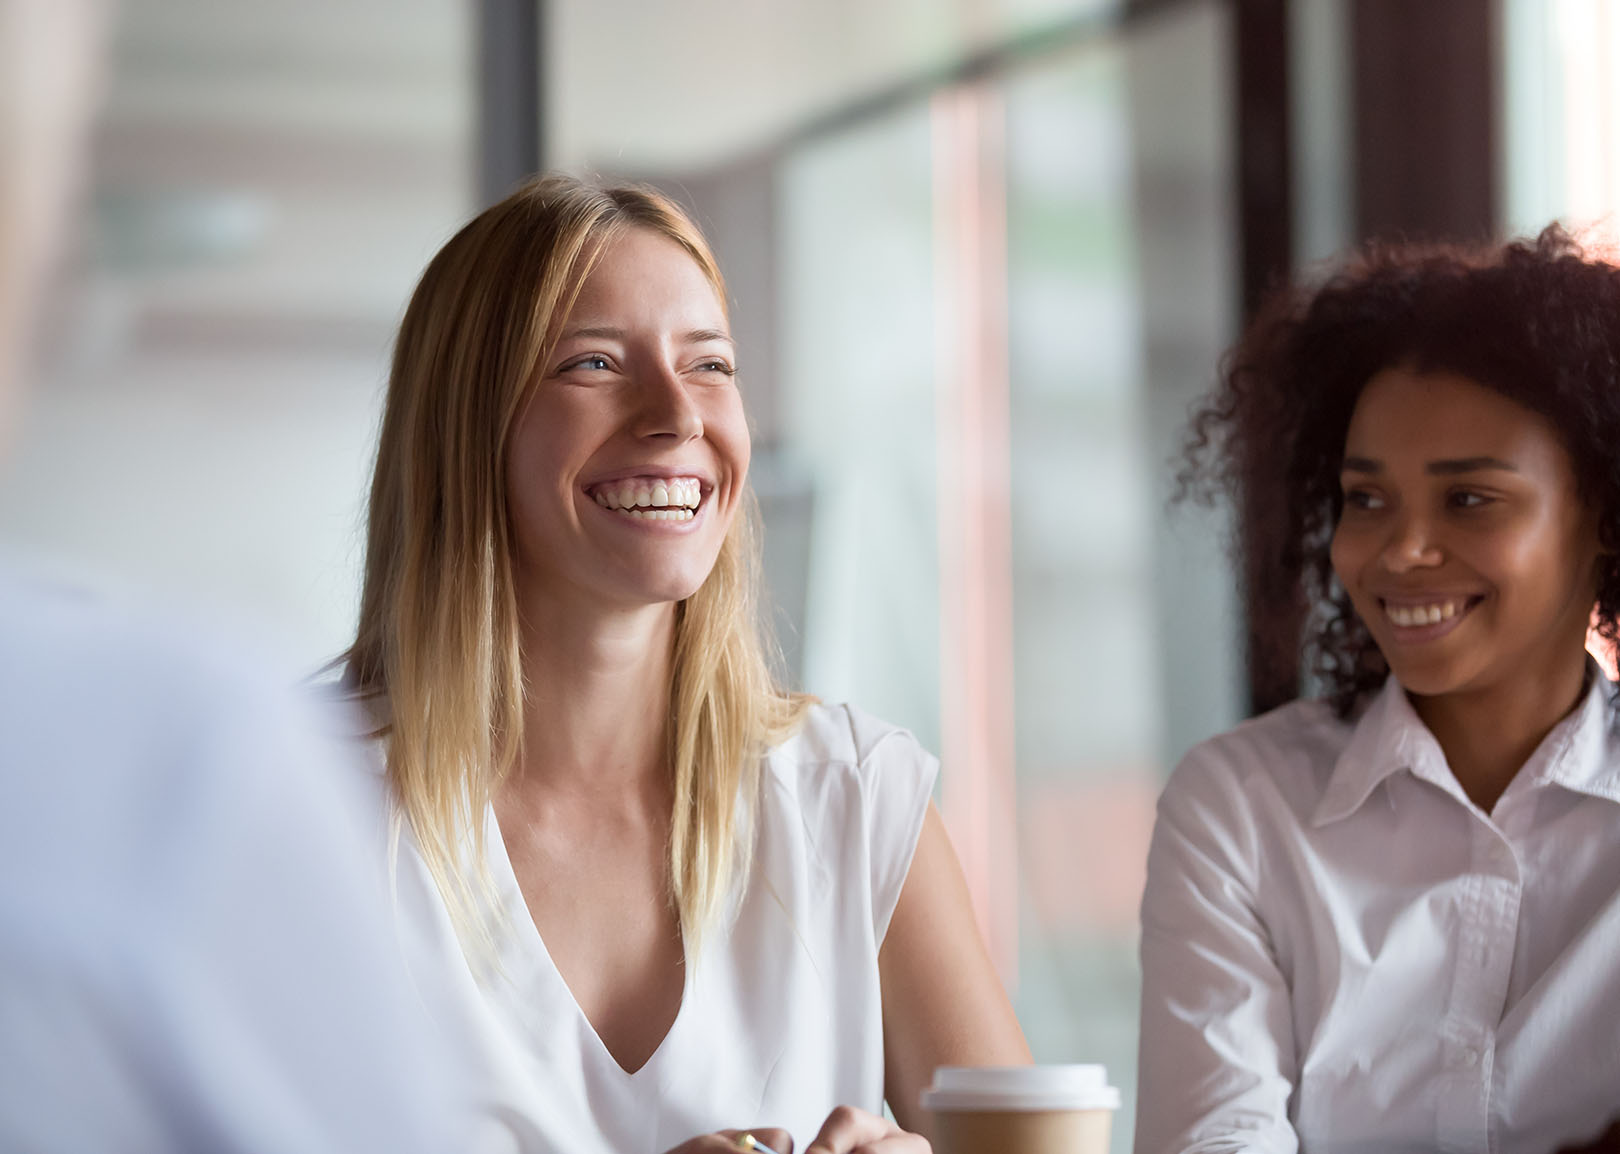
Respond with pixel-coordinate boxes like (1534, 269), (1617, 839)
(376, 702), (938, 1154)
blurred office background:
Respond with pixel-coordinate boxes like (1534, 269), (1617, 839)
(7, 1), (1620, 1149)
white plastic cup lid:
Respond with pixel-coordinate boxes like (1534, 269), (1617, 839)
(920, 1065), (1121, 1113)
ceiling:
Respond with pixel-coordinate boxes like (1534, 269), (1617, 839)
(75, 0), (1116, 355)
(546, 0), (1109, 172)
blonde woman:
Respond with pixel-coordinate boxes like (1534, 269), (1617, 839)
(341, 175), (1030, 1153)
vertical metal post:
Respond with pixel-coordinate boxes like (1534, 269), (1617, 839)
(1352, 0), (1496, 243)
(1234, 0), (1299, 715)
(478, 0), (543, 206)
(1235, 0), (1293, 320)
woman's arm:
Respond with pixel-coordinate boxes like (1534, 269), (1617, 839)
(878, 803), (1031, 1137)
(1135, 762), (1297, 1154)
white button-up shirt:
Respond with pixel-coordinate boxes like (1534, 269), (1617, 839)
(1137, 673), (1620, 1154)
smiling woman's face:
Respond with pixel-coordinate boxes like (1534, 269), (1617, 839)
(503, 225), (749, 613)
(1328, 366), (1603, 701)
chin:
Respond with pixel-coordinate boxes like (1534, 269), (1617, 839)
(654, 583), (708, 606)
(1383, 654), (1479, 700)
(598, 546), (724, 607)
(1392, 673), (1458, 700)
(631, 568), (715, 607)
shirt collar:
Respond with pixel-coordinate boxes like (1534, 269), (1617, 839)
(1519, 669), (1620, 804)
(1312, 667), (1620, 828)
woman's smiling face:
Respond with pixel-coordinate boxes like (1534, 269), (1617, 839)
(504, 226), (749, 612)
(1329, 366), (1604, 701)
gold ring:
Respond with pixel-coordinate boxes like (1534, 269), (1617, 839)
(737, 1136), (759, 1152)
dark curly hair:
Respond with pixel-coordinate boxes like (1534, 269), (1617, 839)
(1181, 225), (1620, 717)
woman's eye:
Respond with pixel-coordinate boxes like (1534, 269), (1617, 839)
(563, 355), (611, 373)
(1342, 488), (1383, 511)
(696, 360), (736, 377)
(1448, 489), (1491, 510)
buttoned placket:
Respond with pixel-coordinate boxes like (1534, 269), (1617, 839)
(1434, 802), (1524, 1154)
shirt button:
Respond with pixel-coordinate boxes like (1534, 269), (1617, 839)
(1462, 1047), (1481, 1068)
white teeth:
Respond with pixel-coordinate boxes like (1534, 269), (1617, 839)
(621, 507), (695, 522)
(590, 476), (704, 512)
(1386, 599), (1467, 628)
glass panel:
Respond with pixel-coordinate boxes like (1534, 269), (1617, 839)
(1003, 6), (1238, 1149)
(1003, 32), (1161, 1091)
(777, 104), (944, 750)
(776, 7), (1239, 1151)
(1502, 0), (1620, 244)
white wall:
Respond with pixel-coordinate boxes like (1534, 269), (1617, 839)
(1, 346), (384, 665)
(0, 0), (471, 668)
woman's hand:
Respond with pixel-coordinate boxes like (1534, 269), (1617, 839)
(804, 1106), (930, 1154)
(661, 1106), (930, 1154)
(663, 1127), (795, 1154)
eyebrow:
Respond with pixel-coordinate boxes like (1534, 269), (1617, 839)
(557, 325), (625, 342)
(555, 325), (734, 347)
(1340, 455), (1520, 475)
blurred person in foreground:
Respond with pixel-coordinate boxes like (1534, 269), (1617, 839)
(0, 2), (484, 1149)
(1137, 228), (1620, 1154)
(335, 173), (1032, 1153)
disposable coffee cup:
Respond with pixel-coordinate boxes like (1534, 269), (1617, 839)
(921, 1065), (1121, 1154)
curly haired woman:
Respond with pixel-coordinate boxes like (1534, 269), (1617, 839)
(1137, 228), (1620, 1154)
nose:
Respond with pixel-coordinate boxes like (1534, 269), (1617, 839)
(632, 363), (703, 443)
(1379, 508), (1444, 572)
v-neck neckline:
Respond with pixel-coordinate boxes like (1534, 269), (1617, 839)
(483, 804), (695, 1082)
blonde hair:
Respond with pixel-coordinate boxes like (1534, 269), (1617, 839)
(344, 174), (810, 956)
